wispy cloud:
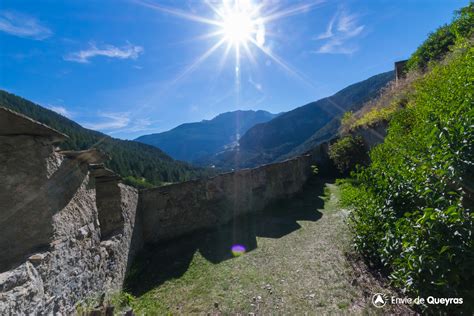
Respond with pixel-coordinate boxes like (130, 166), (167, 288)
(64, 43), (143, 63)
(109, 117), (161, 135)
(82, 112), (131, 130)
(47, 105), (73, 118)
(81, 112), (159, 134)
(0, 11), (52, 40)
(314, 8), (365, 55)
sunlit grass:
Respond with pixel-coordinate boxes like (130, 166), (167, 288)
(112, 182), (389, 314)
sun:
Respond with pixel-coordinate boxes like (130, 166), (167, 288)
(216, 1), (265, 48)
(221, 11), (254, 46)
(137, 0), (319, 91)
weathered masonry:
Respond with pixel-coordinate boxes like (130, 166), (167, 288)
(0, 107), (315, 314)
(0, 107), (141, 314)
(141, 155), (313, 243)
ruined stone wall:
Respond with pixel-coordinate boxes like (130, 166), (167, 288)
(0, 157), (140, 314)
(0, 109), (142, 314)
(0, 135), (64, 272)
(0, 107), (315, 314)
(139, 155), (313, 243)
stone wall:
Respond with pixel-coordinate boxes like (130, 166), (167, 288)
(0, 166), (141, 314)
(0, 107), (315, 313)
(139, 155), (313, 243)
(395, 60), (408, 84)
(0, 107), (141, 314)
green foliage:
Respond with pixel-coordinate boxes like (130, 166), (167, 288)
(223, 71), (393, 168)
(0, 90), (215, 187)
(122, 176), (155, 189)
(351, 99), (402, 130)
(342, 46), (474, 312)
(311, 164), (319, 175)
(406, 3), (473, 71)
(340, 111), (354, 126)
(328, 136), (366, 173)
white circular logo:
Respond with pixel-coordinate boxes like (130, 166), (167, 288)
(372, 293), (387, 308)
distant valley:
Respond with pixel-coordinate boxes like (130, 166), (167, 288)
(135, 110), (278, 163)
(136, 70), (394, 169)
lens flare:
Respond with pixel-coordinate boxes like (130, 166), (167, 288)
(231, 244), (246, 257)
(134, 0), (322, 101)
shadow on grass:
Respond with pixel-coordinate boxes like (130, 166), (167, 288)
(125, 177), (330, 296)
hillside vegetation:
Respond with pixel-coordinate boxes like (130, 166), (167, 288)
(339, 4), (473, 313)
(208, 71), (393, 169)
(342, 3), (474, 133)
(0, 90), (214, 187)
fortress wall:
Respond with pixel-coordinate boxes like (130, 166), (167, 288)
(139, 154), (313, 244)
(0, 105), (389, 314)
(0, 135), (64, 272)
(0, 170), (140, 314)
(0, 107), (314, 314)
(0, 107), (142, 314)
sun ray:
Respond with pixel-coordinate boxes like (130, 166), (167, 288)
(134, 0), (222, 26)
(170, 30), (224, 46)
(260, 1), (324, 24)
(169, 38), (226, 87)
(135, 0), (322, 105)
(218, 41), (233, 75)
(241, 40), (258, 66)
(248, 37), (319, 90)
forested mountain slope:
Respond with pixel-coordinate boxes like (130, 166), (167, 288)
(206, 71), (393, 169)
(0, 90), (213, 187)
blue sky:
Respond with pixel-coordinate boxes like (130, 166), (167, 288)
(0, 0), (468, 139)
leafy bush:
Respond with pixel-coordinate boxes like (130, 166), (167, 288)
(406, 3), (473, 71)
(340, 111), (354, 127)
(328, 136), (366, 173)
(342, 45), (474, 312)
(123, 176), (156, 189)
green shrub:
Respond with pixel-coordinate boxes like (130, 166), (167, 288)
(342, 45), (474, 312)
(123, 176), (156, 189)
(340, 111), (354, 127)
(328, 136), (366, 173)
(406, 3), (473, 71)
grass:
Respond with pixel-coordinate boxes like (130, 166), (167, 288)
(113, 179), (401, 314)
(340, 71), (420, 134)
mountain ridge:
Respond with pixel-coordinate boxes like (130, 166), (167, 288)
(201, 70), (394, 169)
(0, 90), (213, 187)
(135, 109), (279, 162)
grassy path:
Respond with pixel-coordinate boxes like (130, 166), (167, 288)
(121, 180), (386, 314)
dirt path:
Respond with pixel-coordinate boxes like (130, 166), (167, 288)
(122, 180), (389, 314)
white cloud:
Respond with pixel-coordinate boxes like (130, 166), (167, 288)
(315, 13), (336, 40)
(82, 112), (130, 130)
(314, 8), (365, 55)
(0, 11), (52, 40)
(48, 105), (73, 118)
(82, 112), (159, 134)
(109, 118), (160, 134)
(64, 43), (143, 63)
